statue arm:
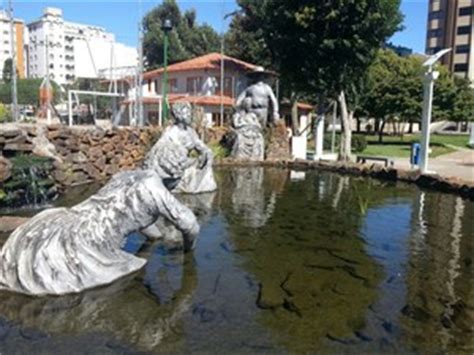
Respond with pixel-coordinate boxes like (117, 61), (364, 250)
(148, 182), (200, 251)
(190, 130), (213, 168)
(267, 86), (280, 121)
(235, 90), (246, 109)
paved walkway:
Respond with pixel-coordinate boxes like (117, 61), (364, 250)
(393, 149), (474, 183)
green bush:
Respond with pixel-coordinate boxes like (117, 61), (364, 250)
(209, 143), (230, 159)
(0, 103), (10, 123)
(352, 135), (368, 153)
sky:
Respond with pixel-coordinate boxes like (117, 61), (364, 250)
(4, 0), (428, 54)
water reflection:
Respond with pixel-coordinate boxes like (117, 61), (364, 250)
(401, 191), (474, 353)
(0, 169), (472, 353)
(0, 252), (197, 352)
(219, 170), (390, 352)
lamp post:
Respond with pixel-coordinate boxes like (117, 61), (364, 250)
(161, 19), (172, 123)
(419, 48), (451, 174)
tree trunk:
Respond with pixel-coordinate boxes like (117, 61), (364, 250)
(356, 117), (361, 133)
(374, 118), (380, 134)
(337, 91), (352, 161)
(291, 92), (299, 135)
(408, 121), (414, 134)
(378, 119), (387, 143)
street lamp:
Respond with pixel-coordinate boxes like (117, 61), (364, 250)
(419, 48), (451, 174)
(161, 19), (172, 123)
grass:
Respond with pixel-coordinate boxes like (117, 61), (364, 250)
(365, 134), (471, 149)
(361, 143), (455, 158)
(361, 133), (468, 158)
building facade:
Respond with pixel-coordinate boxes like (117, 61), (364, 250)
(426, 0), (473, 82)
(0, 9), (28, 80)
(27, 7), (137, 85)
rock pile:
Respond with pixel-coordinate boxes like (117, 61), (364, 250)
(0, 125), (161, 187)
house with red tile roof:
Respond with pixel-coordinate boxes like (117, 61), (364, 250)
(122, 52), (313, 127)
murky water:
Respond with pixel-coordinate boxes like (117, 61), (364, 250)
(0, 168), (473, 354)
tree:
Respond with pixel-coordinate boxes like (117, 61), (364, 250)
(229, 1), (403, 160)
(143, 0), (221, 69)
(0, 78), (60, 106)
(361, 50), (424, 141)
(449, 77), (474, 125)
(225, 1), (273, 69)
(2, 58), (18, 84)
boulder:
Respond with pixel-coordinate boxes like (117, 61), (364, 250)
(0, 156), (12, 182)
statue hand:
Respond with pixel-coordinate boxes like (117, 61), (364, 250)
(273, 112), (280, 123)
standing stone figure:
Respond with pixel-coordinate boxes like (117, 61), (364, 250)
(144, 101), (217, 194)
(0, 148), (200, 296)
(231, 67), (280, 160)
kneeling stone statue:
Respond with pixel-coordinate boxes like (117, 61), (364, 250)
(0, 139), (204, 297)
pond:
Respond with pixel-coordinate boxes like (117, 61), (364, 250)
(0, 168), (473, 354)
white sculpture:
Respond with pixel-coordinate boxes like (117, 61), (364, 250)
(0, 145), (201, 297)
(231, 67), (280, 161)
(144, 101), (217, 194)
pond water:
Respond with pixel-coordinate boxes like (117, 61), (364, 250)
(0, 168), (473, 354)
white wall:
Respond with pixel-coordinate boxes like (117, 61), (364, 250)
(27, 7), (137, 85)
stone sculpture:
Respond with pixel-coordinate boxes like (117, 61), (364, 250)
(0, 152), (200, 296)
(144, 101), (217, 194)
(231, 67), (280, 161)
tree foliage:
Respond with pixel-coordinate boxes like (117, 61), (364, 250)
(361, 49), (474, 136)
(225, 1), (273, 70)
(143, 0), (221, 69)
(2, 58), (18, 84)
(0, 79), (60, 106)
(230, 0), (402, 160)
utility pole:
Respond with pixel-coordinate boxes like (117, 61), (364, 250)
(219, 0), (225, 126)
(161, 19), (172, 124)
(8, 0), (18, 122)
(136, 0), (144, 126)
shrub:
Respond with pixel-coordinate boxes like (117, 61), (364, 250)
(0, 103), (11, 123)
(352, 135), (368, 153)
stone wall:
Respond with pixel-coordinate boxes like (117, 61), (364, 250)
(0, 124), (161, 187)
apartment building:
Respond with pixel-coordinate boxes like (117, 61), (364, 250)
(0, 9), (28, 80)
(27, 7), (137, 85)
(426, 0), (473, 82)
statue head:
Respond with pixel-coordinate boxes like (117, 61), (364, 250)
(172, 101), (192, 126)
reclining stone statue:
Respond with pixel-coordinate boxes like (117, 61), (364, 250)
(0, 144), (200, 296)
(144, 101), (217, 194)
(231, 67), (280, 161)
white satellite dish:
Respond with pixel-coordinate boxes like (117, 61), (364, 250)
(423, 48), (452, 68)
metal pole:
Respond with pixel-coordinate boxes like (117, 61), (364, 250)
(68, 90), (73, 126)
(8, 0), (18, 122)
(419, 69), (438, 174)
(219, 0), (225, 126)
(162, 31), (169, 123)
(137, 2), (144, 126)
(45, 35), (51, 124)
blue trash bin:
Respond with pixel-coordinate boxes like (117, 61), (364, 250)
(411, 143), (420, 167)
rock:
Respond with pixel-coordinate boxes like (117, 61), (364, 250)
(0, 216), (30, 233)
(266, 121), (291, 161)
(0, 156), (12, 182)
(31, 125), (62, 163)
(102, 143), (114, 153)
(93, 155), (107, 171)
(3, 143), (34, 152)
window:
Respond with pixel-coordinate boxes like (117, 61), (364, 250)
(457, 26), (471, 35)
(454, 63), (468, 72)
(169, 78), (178, 93)
(459, 6), (473, 17)
(186, 77), (203, 93)
(428, 29), (441, 37)
(456, 44), (470, 54)
(429, 11), (443, 20)
(429, 46), (442, 54)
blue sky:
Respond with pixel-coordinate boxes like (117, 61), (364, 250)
(6, 0), (427, 54)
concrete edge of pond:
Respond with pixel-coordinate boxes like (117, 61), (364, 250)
(215, 158), (474, 201)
